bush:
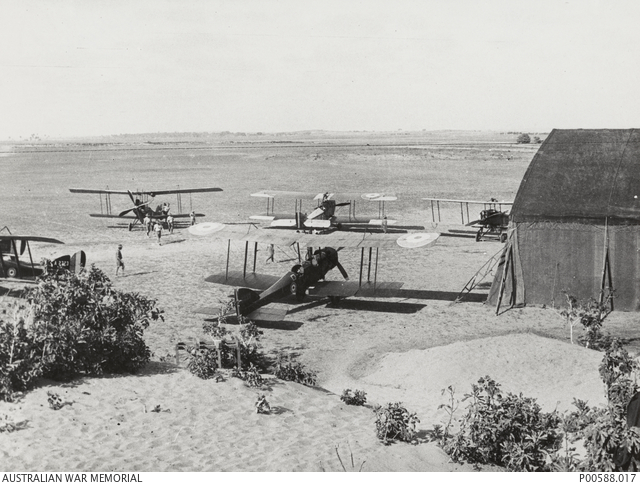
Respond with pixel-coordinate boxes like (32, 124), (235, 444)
(202, 316), (265, 371)
(561, 293), (613, 350)
(341, 389), (367, 406)
(560, 340), (640, 471)
(186, 346), (219, 380)
(274, 358), (317, 386)
(445, 376), (561, 471)
(235, 363), (265, 387)
(373, 402), (419, 445)
(517, 133), (531, 144)
(0, 266), (163, 400)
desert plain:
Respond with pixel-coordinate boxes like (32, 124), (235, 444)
(1, 130), (637, 472)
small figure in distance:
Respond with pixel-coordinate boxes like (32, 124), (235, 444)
(115, 244), (125, 276)
(144, 215), (152, 237)
(265, 243), (275, 263)
(167, 214), (174, 234)
(382, 215), (388, 234)
(189, 211), (196, 226)
(154, 221), (162, 245)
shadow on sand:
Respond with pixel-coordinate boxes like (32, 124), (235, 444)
(328, 299), (426, 314)
(393, 288), (487, 303)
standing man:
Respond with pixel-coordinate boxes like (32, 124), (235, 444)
(154, 221), (162, 245)
(189, 211), (196, 226)
(265, 243), (275, 263)
(144, 215), (152, 237)
(167, 214), (174, 234)
(382, 215), (388, 234)
(115, 244), (125, 276)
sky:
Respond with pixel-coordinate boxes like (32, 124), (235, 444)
(1, 0), (639, 139)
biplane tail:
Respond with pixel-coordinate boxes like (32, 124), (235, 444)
(49, 250), (86, 274)
(234, 287), (287, 321)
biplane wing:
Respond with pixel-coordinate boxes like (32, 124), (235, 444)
(192, 303), (288, 322)
(204, 271), (281, 290)
(422, 197), (513, 206)
(88, 212), (203, 219)
(307, 281), (404, 298)
(251, 190), (397, 201)
(70, 187), (222, 195)
(189, 222), (439, 249)
(423, 197), (513, 226)
(0, 235), (64, 245)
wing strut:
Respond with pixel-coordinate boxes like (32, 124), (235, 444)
(357, 246), (380, 290)
(10, 239), (21, 279)
(225, 240), (231, 279)
(253, 242), (258, 272)
(243, 241), (249, 278)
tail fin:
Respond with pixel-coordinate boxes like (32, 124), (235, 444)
(234, 287), (261, 316)
(70, 250), (86, 274)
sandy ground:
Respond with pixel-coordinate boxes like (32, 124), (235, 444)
(0, 133), (634, 472)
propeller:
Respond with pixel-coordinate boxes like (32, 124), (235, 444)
(118, 200), (151, 217)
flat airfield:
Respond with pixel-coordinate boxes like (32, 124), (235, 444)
(1, 131), (637, 471)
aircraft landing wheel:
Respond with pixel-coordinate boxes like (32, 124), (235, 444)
(128, 222), (133, 231)
(6, 267), (17, 278)
(475, 229), (483, 242)
(500, 233), (507, 243)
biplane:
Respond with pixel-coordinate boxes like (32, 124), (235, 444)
(69, 186), (223, 231)
(188, 221), (439, 321)
(0, 232), (85, 280)
(250, 190), (422, 233)
(423, 197), (513, 242)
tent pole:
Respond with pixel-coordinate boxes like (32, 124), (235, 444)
(599, 217), (613, 309)
(495, 246), (512, 315)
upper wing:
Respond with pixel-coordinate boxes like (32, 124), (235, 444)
(0, 235), (64, 244)
(422, 197), (513, 205)
(251, 190), (397, 201)
(70, 188), (131, 195)
(140, 187), (222, 195)
(71, 187), (222, 195)
(189, 222), (439, 249)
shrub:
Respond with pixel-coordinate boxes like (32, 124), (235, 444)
(560, 340), (640, 471)
(235, 363), (265, 388)
(373, 402), (419, 445)
(186, 346), (219, 380)
(0, 266), (163, 400)
(517, 133), (531, 144)
(274, 358), (317, 386)
(340, 389), (367, 406)
(0, 305), (42, 401)
(445, 376), (561, 471)
(202, 315), (265, 371)
(255, 394), (271, 414)
(561, 293), (613, 349)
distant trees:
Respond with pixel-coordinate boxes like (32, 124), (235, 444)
(517, 133), (531, 144)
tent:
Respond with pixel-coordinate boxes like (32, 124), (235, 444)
(488, 129), (640, 312)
